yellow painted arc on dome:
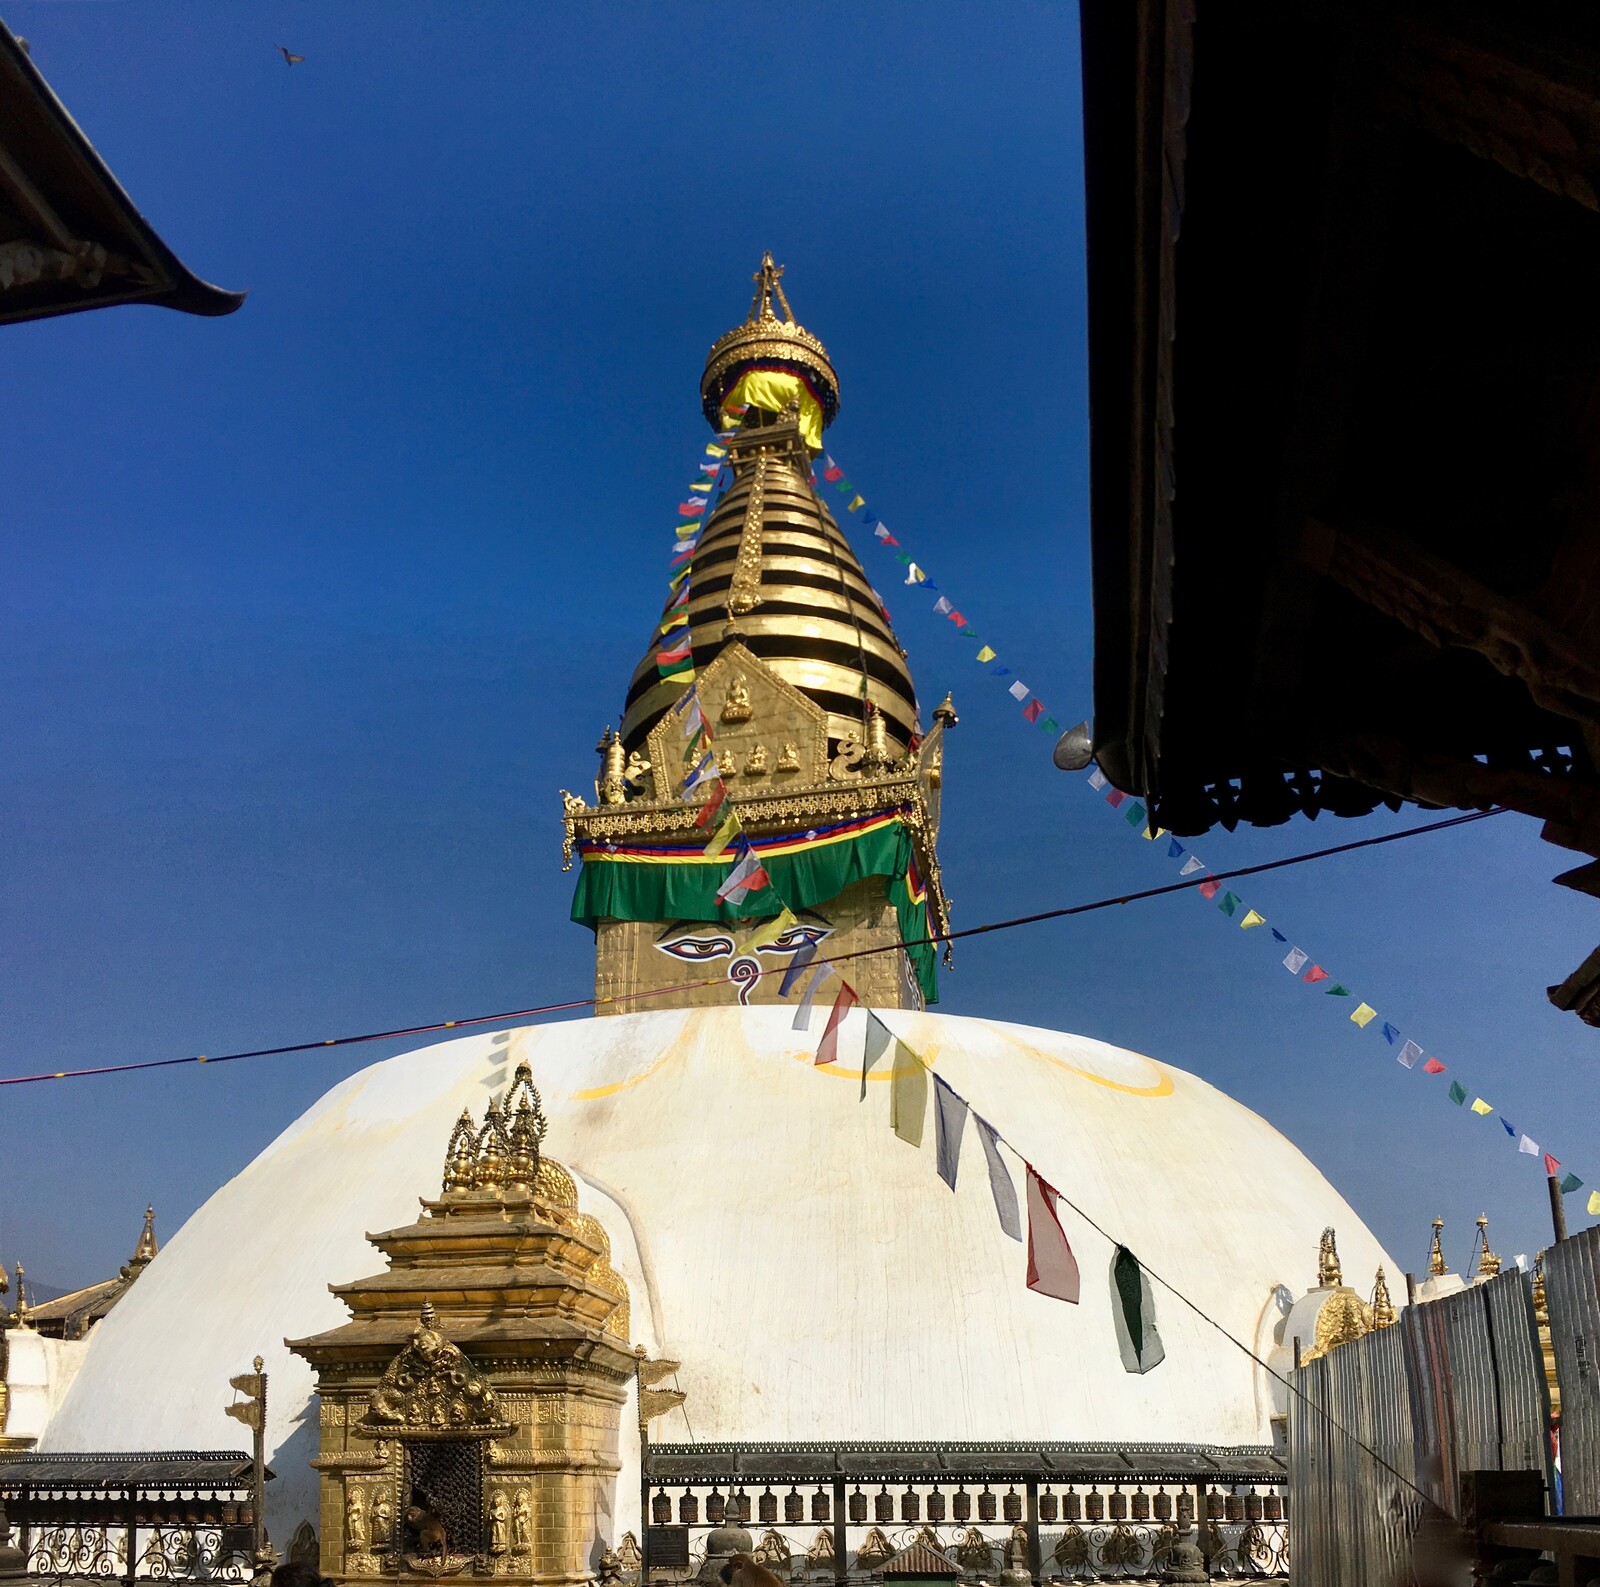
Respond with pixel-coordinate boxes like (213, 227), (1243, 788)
(971, 1021), (1174, 1098)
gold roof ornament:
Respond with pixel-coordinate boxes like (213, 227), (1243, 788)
(1371, 1267), (1397, 1328)
(1317, 1227), (1342, 1289)
(1473, 1214), (1503, 1279)
(131, 1205), (158, 1266)
(361, 1302), (511, 1439)
(1429, 1217), (1448, 1276)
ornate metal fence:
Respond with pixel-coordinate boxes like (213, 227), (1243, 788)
(640, 1441), (1288, 1582)
(0, 1452), (262, 1585)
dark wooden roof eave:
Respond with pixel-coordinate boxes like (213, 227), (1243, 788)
(0, 23), (244, 325)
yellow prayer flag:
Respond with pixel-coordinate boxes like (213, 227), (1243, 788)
(742, 907), (796, 954)
(1350, 1003), (1378, 1028)
(705, 444), (727, 458)
(890, 1042), (927, 1147)
(1240, 910), (1266, 928)
(688, 481), (712, 493)
(847, 494), (865, 512)
(702, 812), (740, 859)
(976, 646), (997, 663)
(1471, 1098), (1494, 1116)
(1589, 1190), (1600, 1216)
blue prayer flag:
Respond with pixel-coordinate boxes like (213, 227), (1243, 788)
(1382, 1022), (1401, 1045)
(1502, 1118), (1517, 1138)
(1271, 928), (1287, 943)
(1167, 838), (1185, 860)
(991, 666), (1012, 678)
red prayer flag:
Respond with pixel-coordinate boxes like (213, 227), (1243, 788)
(1025, 1167), (1080, 1304)
(816, 983), (858, 1065)
(1302, 965), (1329, 984)
(823, 465), (844, 482)
(1106, 790), (1127, 809)
(1422, 1057), (1447, 1074)
(693, 782), (728, 829)
(949, 610), (967, 627)
(1545, 1153), (1562, 1177)
(1022, 699), (1044, 723)
(1198, 878), (1221, 899)
(678, 501), (706, 516)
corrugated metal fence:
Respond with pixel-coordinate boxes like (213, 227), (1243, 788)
(1543, 1222), (1600, 1512)
(1289, 1269), (1551, 1587)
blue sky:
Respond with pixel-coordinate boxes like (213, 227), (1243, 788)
(4, 1), (1595, 1295)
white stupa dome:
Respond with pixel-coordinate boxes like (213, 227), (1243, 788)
(40, 1006), (1393, 1546)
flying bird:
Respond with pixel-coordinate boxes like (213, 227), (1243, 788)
(277, 46), (305, 65)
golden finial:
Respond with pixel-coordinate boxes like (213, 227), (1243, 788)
(1429, 1217), (1448, 1276)
(132, 1204), (158, 1265)
(1317, 1227), (1342, 1289)
(442, 1107), (478, 1193)
(933, 694), (959, 729)
(1533, 1252), (1549, 1320)
(748, 251), (794, 325)
(597, 727), (627, 806)
(1474, 1215), (1502, 1278)
(1371, 1267), (1397, 1328)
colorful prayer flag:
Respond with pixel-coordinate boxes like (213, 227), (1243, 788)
(1590, 1190), (1600, 1216)
(1023, 699), (1044, 723)
(1005, 681), (1028, 703)
(1217, 891), (1242, 917)
(1025, 1168), (1080, 1305)
(1303, 965), (1329, 984)
(693, 781), (728, 828)
(1111, 1246), (1165, 1375)
(815, 983), (858, 1065)
(847, 495), (865, 512)
(1181, 856), (1206, 877)
(1040, 716), (1059, 733)
(1398, 1041), (1423, 1069)
(1324, 984), (1351, 997)
(1448, 1081), (1467, 1105)
(1089, 769), (1108, 791)
(990, 665), (1012, 678)
(678, 501), (706, 516)
(1502, 1118), (1517, 1137)
(1423, 1057), (1447, 1074)
(862, 1013), (892, 1101)
(1544, 1153), (1562, 1177)
(1125, 802), (1147, 828)
(1271, 928), (1287, 943)
(977, 646), (997, 663)
(688, 480), (712, 493)
(702, 812), (739, 859)
(933, 1076), (968, 1189)
(1351, 1003), (1378, 1028)
(933, 596), (953, 616)
(1382, 1023), (1401, 1045)
(1198, 878), (1222, 900)
(890, 1041), (927, 1146)
(1169, 838), (1186, 859)
(861, 510), (878, 526)
(791, 961), (834, 1030)
(1241, 910), (1266, 929)
(779, 942), (818, 997)
(1561, 1173), (1583, 1194)
(950, 611), (968, 628)
(1106, 790), (1127, 809)
(976, 1115), (1021, 1240)
(705, 444), (727, 458)
(715, 848), (768, 902)
(905, 564), (927, 585)
(1519, 1135), (1540, 1155)
(1284, 947), (1309, 974)
(1470, 1099), (1494, 1116)
(742, 907), (797, 954)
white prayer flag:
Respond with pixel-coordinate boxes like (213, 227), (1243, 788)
(933, 1077), (968, 1190)
(975, 1116), (1021, 1241)
(932, 596), (953, 615)
(1179, 856), (1205, 876)
(861, 1013), (893, 1100)
(1519, 1135), (1540, 1155)
(792, 962), (835, 1031)
(1008, 681), (1029, 701)
(1397, 1040), (1423, 1069)
(904, 563), (927, 585)
(1088, 770), (1108, 790)
(1283, 947), (1309, 975)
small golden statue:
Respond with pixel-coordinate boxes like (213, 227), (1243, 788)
(745, 743), (768, 775)
(1371, 1267), (1397, 1328)
(721, 676), (753, 723)
(717, 748), (738, 777)
(776, 742), (800, 772)
(1429, 1217), (1448, 1276)
(1317, 1226), (1342, 1289)
(624, 749), (651, 791)
(596, 727), (627, 806)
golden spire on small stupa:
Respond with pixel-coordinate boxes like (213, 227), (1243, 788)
(1371, 1267), (1397, 1328)
(1428, 1217), (1448, 1276)
(1317, 1226), (1342, 1289)
(1473, 1214), (1503, 1278)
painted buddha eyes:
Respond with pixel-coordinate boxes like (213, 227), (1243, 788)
(757, 923), (829, 956)
(654, 933), (737, 962)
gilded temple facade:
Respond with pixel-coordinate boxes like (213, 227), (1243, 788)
(562, 257), (951, 1015)
(288, 1063), (637, 1586)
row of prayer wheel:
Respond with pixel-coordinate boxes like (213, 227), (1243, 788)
(650, 1484), (1285, 1527)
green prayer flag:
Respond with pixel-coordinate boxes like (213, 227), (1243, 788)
(1040, 716), (1060, 733)
(1111, 1246), (1165, 1374)
(1325, 983), (1351, 996)
(1124, 802), (1146, 827)
(1560, 1172), (1584, 1194)
(1217, 892), (1241, 917)
(1448, 1081), (1467, 1106)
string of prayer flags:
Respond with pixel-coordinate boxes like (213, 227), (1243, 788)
(976, 1116), (1022, 1240)
(933, 1075), (968, 1189)
(702, 812), (739, 860)
(1025, 1167), (1081, 1304)
(1111, 1246), (1165, 1374)
(862, 1012), (892, 1100)
(715, 844), (769, 904)
(815, 983), (858, 1066)
(791, 962), (834, 1031)
(743, 907), (796, 954)
(890, 1039), (928, 1146)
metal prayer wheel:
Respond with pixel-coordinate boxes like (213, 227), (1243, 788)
(978, 1487), (997, 1523)
(706, 1491), (725, 1525)
(679, 1493), (699, 1525)
(1245, 1491), (1263, 1522)
(875, 1486), (893, 1524)
(785, 1488), (804, 1524)
(734, 1491), (751, 1525)
(1085, 1490), (1104, 1523)
(758, 1490), (777, 1525)
(1225, 1491), (1243, 1523)
(1264, 1493), (1283, 1522)
(1132, 1490), (1149, 1522)
(651, 1491), (671, 1525)
(1154, 1490), (1172, 1522)
(901, 1488), (920, 1523)
(1003, 1487), (1022, 1523)
(811, 1489), (830, 1524)
(1037, 1490), (1058, 1525)
(1108, 1491), (1127, 1522)
(1062, 1490), (1081, 1523)
(926, 1490), (946, 1523)
(953, 1488), (971, 1522)
(1206, 1489), (1223, 1521)
(1177, 1492), (1194, 1525)
(848, 1489), (867, 1524)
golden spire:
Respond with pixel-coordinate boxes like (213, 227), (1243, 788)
(131, 1204), (158, 1266)
(1473, 1214), (1503, 1278)
(1371, 1267), (1397, 1328)
(1428, 1217), (1448, 1276)
(1317, 1227), (1342, 1288)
